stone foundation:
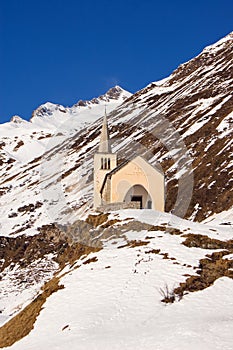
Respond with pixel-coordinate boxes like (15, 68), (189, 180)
(97, 201), (141, 212)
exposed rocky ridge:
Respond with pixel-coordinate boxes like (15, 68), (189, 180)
(31, 85), (130, 119)
(75, 86), (130, 107)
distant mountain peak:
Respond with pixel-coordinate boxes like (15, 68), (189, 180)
(105, 85), (130, 99)
(30, 103), (65, 119)
(10, 115), (26, 124)
(30, 86), (132, 119)
(76, 85), (131, 107)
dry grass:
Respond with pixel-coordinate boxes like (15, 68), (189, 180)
(0, 277), (64, 348)
(13, 140), (24, 152)
(162, 235), (233, 303)
(174, 250), (233, 298)
(55, 243), (99, 269)
(0, 238), (99, 348)
(0, 223), (100, 348)
(145, 248), (161, 254)
(182, 234), (233, 250)
(100, 219), (121, 229)
(83, 257), (98, 265)
(86, 213), (109, 228)
(118, 240), (149, 249)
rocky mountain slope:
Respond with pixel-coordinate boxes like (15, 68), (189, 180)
(0, 32), (233, 350)
(0, 33), (232, 241)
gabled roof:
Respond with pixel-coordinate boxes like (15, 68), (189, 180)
(106, 158), (131, 176)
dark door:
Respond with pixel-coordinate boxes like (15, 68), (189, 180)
(147, 200), (152, 209)
(131, 195), (143, 209)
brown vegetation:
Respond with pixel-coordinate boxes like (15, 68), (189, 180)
(161, 234), (233, 303)
(182, 234), (233, 250)
(86, 213), (109, 227)
(0, 222), (100, 348)
(83, 257), (98, 264)
(0, 277), (64, 348)
(173, 250), (233, 299)
(13, 140), (24, 152)
(17, 201), (43, 214)
(118, 240), (149, 249)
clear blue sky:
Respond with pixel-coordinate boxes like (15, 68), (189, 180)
(0, 0), (232, 123)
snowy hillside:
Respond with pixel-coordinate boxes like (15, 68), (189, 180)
(0, 32), (233, 350)
(1, 210), (233, 349)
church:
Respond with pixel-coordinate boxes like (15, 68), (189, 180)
(94, 112), (165, 211)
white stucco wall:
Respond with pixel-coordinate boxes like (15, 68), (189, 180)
(110, 156), (164, 211)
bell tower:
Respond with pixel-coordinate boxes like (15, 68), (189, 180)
(94, 109), (117, 208)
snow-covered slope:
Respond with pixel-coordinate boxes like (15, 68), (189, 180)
(1, 210), (233, 350)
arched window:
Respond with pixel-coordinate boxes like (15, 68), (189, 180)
(101, 157), (111, 170)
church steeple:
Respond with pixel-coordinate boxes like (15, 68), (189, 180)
(98, 108), (112, 153)
(94, 107), (117, 208)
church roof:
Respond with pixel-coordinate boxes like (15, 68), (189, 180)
(106, 158), (131, 176)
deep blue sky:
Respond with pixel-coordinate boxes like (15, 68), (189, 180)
(0, 0), (232, 123)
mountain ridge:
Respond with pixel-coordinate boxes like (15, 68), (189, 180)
(1, 85), (130, 129)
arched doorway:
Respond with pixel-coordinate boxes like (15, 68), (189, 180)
(124, 185), (152, 209)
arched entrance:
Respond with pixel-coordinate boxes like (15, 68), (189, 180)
(124, 184), (152, 209)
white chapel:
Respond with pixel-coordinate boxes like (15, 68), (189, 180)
(94, 113), (165, 211)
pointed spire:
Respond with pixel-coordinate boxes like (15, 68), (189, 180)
(98, 106), (112, 153)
